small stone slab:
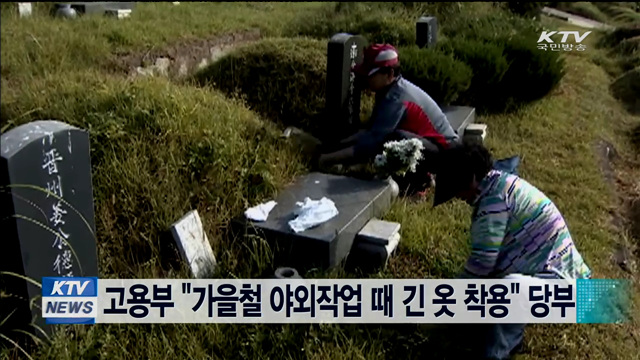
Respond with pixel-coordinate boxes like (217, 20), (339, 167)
(463, 124), (487, 145)
(442, 106), (476, 136)
(105, 9), (131, 19)
(232, 172), (394, 271)
(356, 218), (400, 246)
(170, 210), (216, 278)
(18, 3), (33, 17)
(464, 123), (487, 135)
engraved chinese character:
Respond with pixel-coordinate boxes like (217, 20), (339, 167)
(42, 148), (63, 175)
(46, 175), (63, 198)
(50, 201), (67, 227)
(42, 132), (54, 147)
(62, 249), (73, 270)
(350, 44), (357, 60)
(52, 228), (70, 249)
(53, 254), (62, 275)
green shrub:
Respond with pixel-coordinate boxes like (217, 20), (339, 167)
(591, 53), (625, 78)
(553, 2), (609, 23)
(440, 10), (543, 44)
(620, 52), (640, 72)
(614, 36), (640, 56)
(397, 46), (473, 105)
(289, 4), (416, 46)
(599, 25), (640, 48)
(438, 38), (510, 112)
(504, 2), (548, 18)
(499, 34), (566, 107)
(610, 67), (640, 115)
(194, 38), (328, 138)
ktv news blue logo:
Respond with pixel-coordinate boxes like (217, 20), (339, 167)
(42, 277), (98, 325)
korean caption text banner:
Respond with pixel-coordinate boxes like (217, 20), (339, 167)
(41, 277), (631, 325)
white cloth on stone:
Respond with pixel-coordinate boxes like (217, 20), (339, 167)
(288, 197), (339, 233)
(244, 200), (277, 222)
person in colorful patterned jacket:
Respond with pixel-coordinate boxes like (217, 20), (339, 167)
(431, 142), (592, 360)
(317, 44), (460, 195)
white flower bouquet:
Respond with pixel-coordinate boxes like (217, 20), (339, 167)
(374, 138), (424, 179)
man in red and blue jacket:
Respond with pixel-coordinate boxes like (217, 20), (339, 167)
(318, 44), (460, 195)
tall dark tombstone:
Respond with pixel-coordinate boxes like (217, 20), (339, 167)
(0, 120), (99, 339)
(416, 16), (438, 48)
(325, 33), (368, 142)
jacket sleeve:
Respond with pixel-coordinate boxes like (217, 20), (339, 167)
(459, 195), (510, 278)
(353, 99), (407, 160)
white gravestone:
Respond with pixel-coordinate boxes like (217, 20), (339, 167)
(170, 210), (216, 278)
(18, 3), (33, 17)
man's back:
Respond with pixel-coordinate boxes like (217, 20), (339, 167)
(469, 170), (592, 279)
(385, 77), (459, 144)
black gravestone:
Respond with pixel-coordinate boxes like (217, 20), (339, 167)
(232, 173), (394, 271)
(0, 120), (98, 338)
(416, 16), (438, 48)
(325, 33), (368, 142)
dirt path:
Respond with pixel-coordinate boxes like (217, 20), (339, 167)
(597, 136), (640, 274)
(541, 6), (614, 30)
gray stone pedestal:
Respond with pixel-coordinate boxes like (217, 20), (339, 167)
(442, 106), (476, 137)
(231, 173), (395, 271)
(345, 219), (401, 273)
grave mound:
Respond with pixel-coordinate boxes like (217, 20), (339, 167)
(112, 29), (263, 79)
(194, 38), (328, 138)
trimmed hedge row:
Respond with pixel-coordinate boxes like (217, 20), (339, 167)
(397, 46), (472, 105)
(195, 39), (475, 136)
(288, 4), (416, 47)
(197, 4), (567, 134)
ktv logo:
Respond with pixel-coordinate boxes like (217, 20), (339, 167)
(537, 31), (591, 44)
(42, 277), (98, 324)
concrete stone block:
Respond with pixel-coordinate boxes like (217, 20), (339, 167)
(464, 123), (487, 135)
(345, 232), (400, 273)
(356, 218), (400, 246)
(463, 123), (487, 145)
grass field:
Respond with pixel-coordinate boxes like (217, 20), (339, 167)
(1, 2), (639, 360)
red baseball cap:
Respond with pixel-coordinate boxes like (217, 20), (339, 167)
(353, 44), (400, 77)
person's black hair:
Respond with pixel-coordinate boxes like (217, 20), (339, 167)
(466, 142), (494, 181)
(437, 142), (494, 185)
